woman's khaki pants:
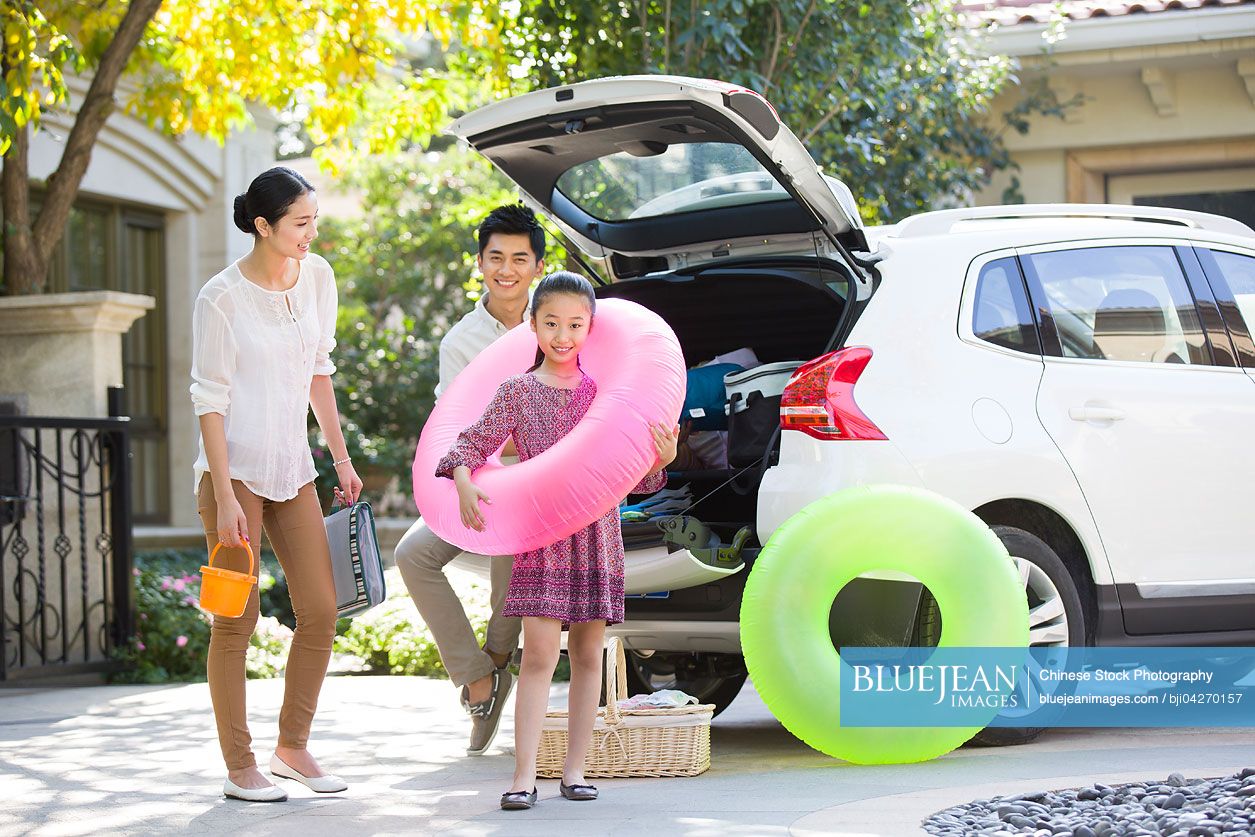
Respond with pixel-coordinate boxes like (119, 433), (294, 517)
(197, 476), (337, 771)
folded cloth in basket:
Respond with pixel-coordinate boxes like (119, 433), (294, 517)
(617, 689), (700, 710)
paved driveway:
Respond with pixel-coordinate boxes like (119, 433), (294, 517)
(1, 676), (1252, 836)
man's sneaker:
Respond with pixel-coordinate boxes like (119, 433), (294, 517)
(466, 667), (514, 756)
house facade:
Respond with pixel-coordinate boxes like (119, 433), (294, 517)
(2, 74), (276, 531)
(964, 0), (1255, 229)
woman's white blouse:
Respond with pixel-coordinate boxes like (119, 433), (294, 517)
(190, 254), (337, 501)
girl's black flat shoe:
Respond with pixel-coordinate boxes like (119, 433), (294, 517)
(500, 788), (538, 810)
(559, 781), (599, 801)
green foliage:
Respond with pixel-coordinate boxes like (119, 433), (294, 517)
(111, 564), (210, 683)
(118, 555), (562, 684)
(309, 146), (520, 497)
(331, 566), (568, 681)
(1, 1), (81, 155)
(245, 617), (293, 679)
(478, 0), (1042, 222)
(333, 566), (489, 677)
(335, 597), (452, 676)
(133, 548), (295, 627)
(112, 550), (296, 683)
(4, 1), (509, 163)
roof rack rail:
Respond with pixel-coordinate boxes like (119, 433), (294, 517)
(892, 203), (1254, 239)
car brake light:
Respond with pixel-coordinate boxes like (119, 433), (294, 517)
(779, 347), (887, 441)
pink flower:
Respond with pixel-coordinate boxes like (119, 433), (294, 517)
(136, 641), (146, 651)
(183, 596), (197, 607)
(133, 568), (141, 576)
(172, 579), (186, 592)
(176, 635), (188, 648)
(161, 578), (172, 590)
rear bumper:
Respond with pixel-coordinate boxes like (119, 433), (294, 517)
(607, 619), (742, 654)
(757, 435), (923, 540)
(624, 543), (745, 595)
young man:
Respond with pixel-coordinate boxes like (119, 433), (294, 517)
(396, 204), (545, 755)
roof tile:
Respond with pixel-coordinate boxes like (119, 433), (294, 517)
(957, 0), (1252, 26)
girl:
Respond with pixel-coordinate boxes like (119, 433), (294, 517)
(191, 166), (361, 802)
(435, 271), (678, 810)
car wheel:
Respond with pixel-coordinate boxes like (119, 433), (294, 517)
(967, 524), (1087, 747)
(620, 650), (748, 717)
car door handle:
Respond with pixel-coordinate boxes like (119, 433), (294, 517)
(1068, 406), (1126, 422)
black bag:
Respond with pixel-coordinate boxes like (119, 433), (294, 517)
(726, 390), (784, 467)
(724, 362), (801, 468)
(324, 501), (386, 618)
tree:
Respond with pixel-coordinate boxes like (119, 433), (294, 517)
(489, 0), (1037, 222)
(1, 0), (507, 294)
(308, 147), (521, 502)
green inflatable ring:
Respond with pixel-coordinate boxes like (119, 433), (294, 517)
(741, 484), (1029, 764)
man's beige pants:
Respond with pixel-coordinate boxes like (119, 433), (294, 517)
(394, 518), (521, 687)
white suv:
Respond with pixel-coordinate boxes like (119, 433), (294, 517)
(449, 76), (1255, 736)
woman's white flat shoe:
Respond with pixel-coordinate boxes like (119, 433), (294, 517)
(269, 754), (348, 793)
(223, 778), (288, 802)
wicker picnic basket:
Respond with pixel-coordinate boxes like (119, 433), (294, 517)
(536, 636), (715, 778)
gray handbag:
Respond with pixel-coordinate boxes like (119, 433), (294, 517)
(324, 501), (385, 618)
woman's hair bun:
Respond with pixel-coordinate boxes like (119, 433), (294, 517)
(232, 167), (314, 238)
(231, 194), (254, 235)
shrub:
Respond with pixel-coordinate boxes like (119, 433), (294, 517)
(116, 552), (569, 683)
(113, 551), (298, 683)
(334, 567), (490, 677)
(333, 566), (571, 682)
(246, 616), (293, 679)
(111, 566), (210, 684)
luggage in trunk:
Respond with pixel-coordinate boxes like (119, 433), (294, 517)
(724, 361), (801, 467)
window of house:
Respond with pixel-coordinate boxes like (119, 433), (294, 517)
(972, 257), (1041, 354)
(1021, 246), (1209, 365)
(46, 201), (169, 524)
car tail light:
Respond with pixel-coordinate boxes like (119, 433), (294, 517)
(779, 347), (887, 441)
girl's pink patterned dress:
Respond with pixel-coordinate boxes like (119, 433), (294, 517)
(436, 371), (665, 624)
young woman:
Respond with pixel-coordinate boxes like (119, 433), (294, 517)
(435, 271), (679, 809)
(191, 166), (361, 802)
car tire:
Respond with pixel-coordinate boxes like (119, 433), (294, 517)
(619, 650), (748, 717)
(967, 524), (1088, 747)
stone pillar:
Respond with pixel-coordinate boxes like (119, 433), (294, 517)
(0, 291), (155, 417)
(0, 291), (153, 677)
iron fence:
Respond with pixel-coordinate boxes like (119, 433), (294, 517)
(0, 411), (133, 680)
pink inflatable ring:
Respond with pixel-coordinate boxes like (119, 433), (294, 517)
(413, 297), (685, 555)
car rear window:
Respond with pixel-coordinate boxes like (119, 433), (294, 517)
(972, 257), (1041, 355)
(555, 141), (793, 222)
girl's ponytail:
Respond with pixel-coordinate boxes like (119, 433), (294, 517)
(526, 347), (545, 373)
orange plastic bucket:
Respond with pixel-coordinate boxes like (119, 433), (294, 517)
(199, 541), (257, 618)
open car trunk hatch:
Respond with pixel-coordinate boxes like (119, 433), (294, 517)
(449, 76), (867, 270)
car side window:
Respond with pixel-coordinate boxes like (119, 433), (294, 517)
(1021, 246), (1209, 365)
(1195, 248), (1255, 368)
(1203, 250), (1255, 331)
(972, 257), (1040, 354)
